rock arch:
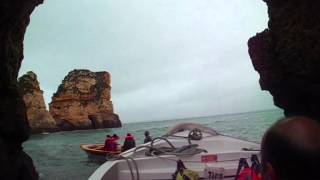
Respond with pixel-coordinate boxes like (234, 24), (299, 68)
(1, 0), (320, 179)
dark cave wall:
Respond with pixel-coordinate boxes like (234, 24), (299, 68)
(0, 0), (43, 179)
(248, 0), (320, 118)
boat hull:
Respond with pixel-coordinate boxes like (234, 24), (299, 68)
(80, 144), (121, 159)
(89, 123), (261, 180)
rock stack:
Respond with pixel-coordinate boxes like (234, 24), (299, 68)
(49, 69), (121, 130)
(18, 71), (57, 133)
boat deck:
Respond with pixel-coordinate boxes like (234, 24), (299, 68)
(89, 124), (261, 180)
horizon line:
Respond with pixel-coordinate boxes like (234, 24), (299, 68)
(123, 108), (283, 124)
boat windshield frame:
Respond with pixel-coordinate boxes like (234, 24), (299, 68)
(165, 123), (219, 136)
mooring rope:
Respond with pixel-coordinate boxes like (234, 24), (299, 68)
(105, 129), (208, 180)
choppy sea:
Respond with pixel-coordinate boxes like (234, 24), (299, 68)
(23, 109), (283, 180)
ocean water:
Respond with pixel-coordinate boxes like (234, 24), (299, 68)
(23, 110), (283, 180)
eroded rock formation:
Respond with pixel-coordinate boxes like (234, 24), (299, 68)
(49, 69), (121, 130)
(248, 0), (320, 119)
(0, 0), (43, 179)
(18, 71), (57, 133)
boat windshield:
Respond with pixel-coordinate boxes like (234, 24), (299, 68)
(165, 123), (219, 136)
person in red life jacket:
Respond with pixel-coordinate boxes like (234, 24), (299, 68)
(261, 116), (320, 180)
(122, 133), (136, 152)
(235, 157), (261, 180)
(109, 134), (119, 152)
(104, 135), (112, 151)
(112, 134), (119, 141)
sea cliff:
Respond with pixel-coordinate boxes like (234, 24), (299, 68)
(248, 0), (320, 119)
(0, 0), (43, 179)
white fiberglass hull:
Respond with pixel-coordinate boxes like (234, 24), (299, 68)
(89, 123), (260, 180)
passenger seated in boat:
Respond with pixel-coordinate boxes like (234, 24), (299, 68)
(122, 133), (136, 152)
(112, 134), (119, 140)
(261, 116), (320, 180)
(144, 131), (152, 143)
(110, 134), (119, 152)
(104, 135), (112, 151)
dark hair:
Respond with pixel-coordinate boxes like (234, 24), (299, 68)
(127, 133), (131, 136)
(262, 117), (320, 180)
(106, 135), (111, 138)
(144, 131), (150, 136)
(112, 134), (118, 137)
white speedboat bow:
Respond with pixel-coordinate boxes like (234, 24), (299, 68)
(89, 123), (260, 180)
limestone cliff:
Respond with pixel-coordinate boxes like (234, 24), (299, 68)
(18, 71), (57, 133)
(49, 69), (121, 130)
(0, 0), (43, 179)
(248, 0), (320, 119)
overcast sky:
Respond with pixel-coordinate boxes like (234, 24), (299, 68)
(19, 0), (276, 123)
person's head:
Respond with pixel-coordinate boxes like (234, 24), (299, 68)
(261, 116), (320, 180)
(106, 134), (111, 138)
(144, 131), (150, 136)
(127, 133), (131, 136)
(112, 134), (118, 138)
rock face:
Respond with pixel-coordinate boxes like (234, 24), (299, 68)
(248, 0), (320, 119)
(18, 71), (57, 133)
(0, 0), (43, 179)
(49, 69), (121, 130)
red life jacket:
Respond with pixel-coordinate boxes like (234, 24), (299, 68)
(104, 137), (111, 151)
(113, 136), (119, 141)
(125, 135), (134, 141)
(109, 137), (117, 151)
(237, 167), (261, 180)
